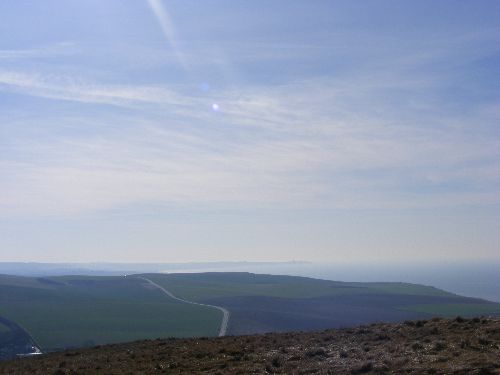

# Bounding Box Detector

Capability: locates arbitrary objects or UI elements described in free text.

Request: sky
[0,0,499,263]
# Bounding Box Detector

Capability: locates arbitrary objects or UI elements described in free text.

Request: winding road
[139,277,230,337]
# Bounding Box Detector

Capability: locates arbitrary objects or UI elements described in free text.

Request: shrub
[351,362,373,374]
[271,355,283,368]
[305,347,328,358]
[433,342,446,351]
[411,342,423,350]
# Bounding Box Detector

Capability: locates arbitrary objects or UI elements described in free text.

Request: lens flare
[147,0,186,69]
[212,103,220,111]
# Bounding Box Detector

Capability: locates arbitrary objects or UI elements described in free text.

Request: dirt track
[139,277,230,336]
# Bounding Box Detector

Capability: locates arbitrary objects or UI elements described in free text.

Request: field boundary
[138,277,230,337]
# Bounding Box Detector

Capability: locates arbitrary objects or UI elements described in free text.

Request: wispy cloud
[1,14,499,219]
[1,69,498,217]
[0,71,196,108]
[0,42,76,60]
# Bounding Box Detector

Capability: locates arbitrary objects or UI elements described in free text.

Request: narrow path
[139,277,230,337]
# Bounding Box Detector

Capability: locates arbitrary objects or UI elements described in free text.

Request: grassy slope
[401,303,500,316]
[145,272,453,300]
[146,272,500,334]
[1,272,500,352]
[144,272,355,300]
[145,272,455,300]
[0,275,220,350]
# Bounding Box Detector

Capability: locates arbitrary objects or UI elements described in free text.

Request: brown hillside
[1,317,499,375]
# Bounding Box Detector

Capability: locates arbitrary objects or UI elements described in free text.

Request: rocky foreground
[0,317,499,374]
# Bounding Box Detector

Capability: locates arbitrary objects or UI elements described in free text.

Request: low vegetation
[1,317,499,374]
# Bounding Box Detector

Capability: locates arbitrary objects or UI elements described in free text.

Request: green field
[144,273,500,335]
[144,273,455,301]
[145,272,350,300]
[1,272,500,352]
[0,275,220,350]
[400,303,500,316]
[355,282,452,297]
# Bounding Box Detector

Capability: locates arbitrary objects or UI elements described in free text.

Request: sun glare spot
[212,103,220,111]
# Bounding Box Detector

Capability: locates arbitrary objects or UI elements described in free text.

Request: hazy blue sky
[1,1,499,262]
